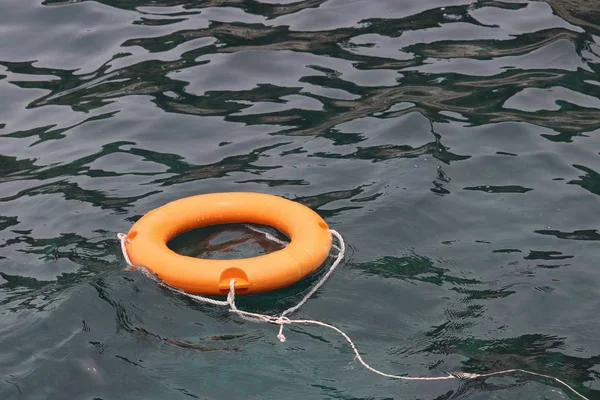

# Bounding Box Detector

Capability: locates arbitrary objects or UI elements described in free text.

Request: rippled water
[2,0,600,398]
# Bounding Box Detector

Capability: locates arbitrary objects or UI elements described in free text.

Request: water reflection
[7,0,598,141]
[168,223,287,259]
[353,254,480,286]
[2,0,600,399]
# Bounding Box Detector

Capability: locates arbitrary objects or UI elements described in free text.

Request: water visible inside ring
[168,224,289,260]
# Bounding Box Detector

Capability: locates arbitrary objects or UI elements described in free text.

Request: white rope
[242,223,341,252]
[117,233,133,266]
[117,228,590,400]
[242,223,289,247]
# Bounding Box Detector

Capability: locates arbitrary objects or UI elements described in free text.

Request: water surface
[2,0,600,399]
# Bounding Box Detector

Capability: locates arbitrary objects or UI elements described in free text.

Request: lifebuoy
[121,192,333,295]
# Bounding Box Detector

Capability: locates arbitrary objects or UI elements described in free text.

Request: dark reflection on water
[167,223,287,259]
[2,0,600,399]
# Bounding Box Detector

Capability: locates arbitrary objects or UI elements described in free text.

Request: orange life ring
[122,192,333,295]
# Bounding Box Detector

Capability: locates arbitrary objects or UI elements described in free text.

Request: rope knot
[277,331,287,343]
[274,316,291,325]
[274,316,292,342]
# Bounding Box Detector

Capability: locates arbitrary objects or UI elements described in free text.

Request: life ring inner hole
[167,223,289,261]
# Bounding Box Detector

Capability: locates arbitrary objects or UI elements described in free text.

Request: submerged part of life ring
[121,192,333,295]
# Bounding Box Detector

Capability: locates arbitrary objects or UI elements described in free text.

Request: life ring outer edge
[124,192,333,295]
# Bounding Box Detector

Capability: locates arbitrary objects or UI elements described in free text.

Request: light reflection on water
[1,0,600,399]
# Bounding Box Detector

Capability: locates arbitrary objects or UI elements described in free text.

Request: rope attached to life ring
[117,229,590,399]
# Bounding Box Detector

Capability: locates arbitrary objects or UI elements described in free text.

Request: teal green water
[2,1,600,399]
